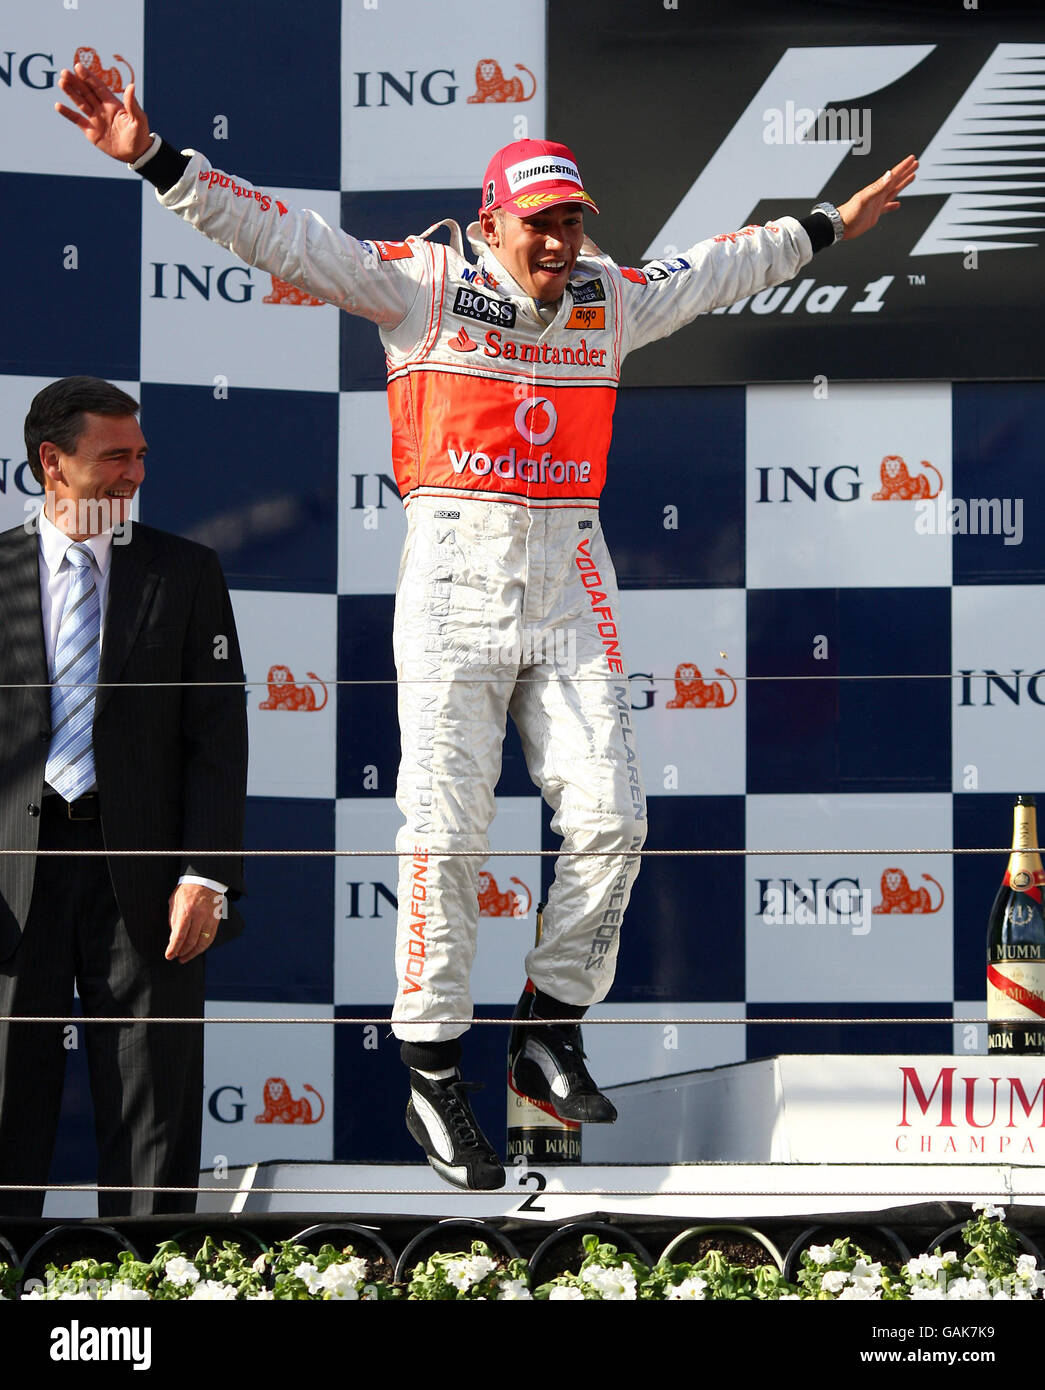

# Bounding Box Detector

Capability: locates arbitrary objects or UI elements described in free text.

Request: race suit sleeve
[618,214,816,356]
[152,150,425,330]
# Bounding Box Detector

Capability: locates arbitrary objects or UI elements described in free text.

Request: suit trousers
[0,798,205,1218]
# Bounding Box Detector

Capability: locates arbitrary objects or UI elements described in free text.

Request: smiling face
[480,203,585,302]
[40,411,147,537]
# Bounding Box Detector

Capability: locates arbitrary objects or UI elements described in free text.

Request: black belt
[44,792,100,821]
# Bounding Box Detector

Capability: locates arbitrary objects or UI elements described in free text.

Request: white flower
[319,1266,361,1301]
[909,1285,946,1301]
[251,1253,269,1274]
[852,1259,882,1285]
[946,1276,991,1301]
[444,1259,474,1292]
[318,1260,366,1299]
[188,1279,238,1301]
[100,1283,150,1301]
[293,1261,323,1294]
[666,1276,707,1300]
[838,1283,880,1300]
[822,1270,850,1294]
[549,1285,585,1300]
[163,1256,200,1288]
[970,1201,1005,1220]
[497,1279,532,1300]
[581,1263,637,1300]
[464,1255,498,1285]
[247,1290,275,1300]
[807,1244,836,1266]
[778,1293,802,1301]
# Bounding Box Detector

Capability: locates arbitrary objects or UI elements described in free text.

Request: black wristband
[799,211,835,254]
[137,139,190,194]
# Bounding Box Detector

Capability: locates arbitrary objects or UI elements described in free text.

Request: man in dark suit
[0,376,248,1218]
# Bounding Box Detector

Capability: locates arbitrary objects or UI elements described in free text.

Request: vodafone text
[402,846,429,996]
[448,446,590,486]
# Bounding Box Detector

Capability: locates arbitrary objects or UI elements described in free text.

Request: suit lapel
[0,526,51,726]
[96,526,159,717]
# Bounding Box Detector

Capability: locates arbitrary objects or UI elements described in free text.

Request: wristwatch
[811,201,845,244]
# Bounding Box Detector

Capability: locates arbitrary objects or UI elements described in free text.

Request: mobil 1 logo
[453,287,516,328]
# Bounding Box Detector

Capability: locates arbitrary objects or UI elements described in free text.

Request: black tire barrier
[394,1219,522,1284]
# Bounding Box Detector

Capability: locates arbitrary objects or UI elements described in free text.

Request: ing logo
[255,1077,325,1124]
[466,60,537,104]
[872,455,943,501]
[258,665,329,711]
[872,868,945,914]
[263,275,325,306]
[477,872,531,917]
[73,46,133,93]
[665,662,737,709]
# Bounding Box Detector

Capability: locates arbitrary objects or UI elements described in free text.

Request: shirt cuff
[178,874,228,895]
[799,211,836,254]
[136,137,191,193]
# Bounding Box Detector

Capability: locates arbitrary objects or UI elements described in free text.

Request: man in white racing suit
[57,62,916,1190]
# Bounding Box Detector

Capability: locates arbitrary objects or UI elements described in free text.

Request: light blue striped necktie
[45,542,101,802]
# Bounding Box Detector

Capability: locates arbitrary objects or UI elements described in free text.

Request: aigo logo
[514,395,557,447]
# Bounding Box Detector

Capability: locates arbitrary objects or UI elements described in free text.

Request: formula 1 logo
[644,43,1045,261]
[467,59,538,104]
[514,395,557,447]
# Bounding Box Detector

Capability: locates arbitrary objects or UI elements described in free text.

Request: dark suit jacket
[0,520,248,962]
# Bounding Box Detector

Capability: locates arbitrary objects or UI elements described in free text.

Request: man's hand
[55,62,152,164]
[837,155,918,240]
[166,883,224,964]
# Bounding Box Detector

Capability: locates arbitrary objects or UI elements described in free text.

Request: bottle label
[987,961,1045,1020]
[1004,868,1045,899]
[506,1085,580,1133]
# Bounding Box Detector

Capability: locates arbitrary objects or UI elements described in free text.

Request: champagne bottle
[987,794,1045,1055]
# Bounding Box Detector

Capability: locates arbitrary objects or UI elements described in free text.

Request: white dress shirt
[36,509,226,898]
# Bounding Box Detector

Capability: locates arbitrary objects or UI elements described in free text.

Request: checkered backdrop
[1,0,1042,1190]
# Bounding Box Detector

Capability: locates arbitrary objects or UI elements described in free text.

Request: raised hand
[837,155,919,240]
[55,62,152,163]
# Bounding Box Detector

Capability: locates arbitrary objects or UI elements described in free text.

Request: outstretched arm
[837,156,918,240]
[55,62,152,163]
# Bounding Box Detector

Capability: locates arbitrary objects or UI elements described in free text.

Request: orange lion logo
[666,663,738,709]
[477,871,532,917]
[255,1077,325,1124]
[872,868,944,914]
[263,275,325,306]
[871,455,943,501]
[73,46,134,93]
[258,665,328,711]
[467,59,537,103]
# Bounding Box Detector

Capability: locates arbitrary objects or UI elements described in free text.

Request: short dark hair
[24,376,140,486]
